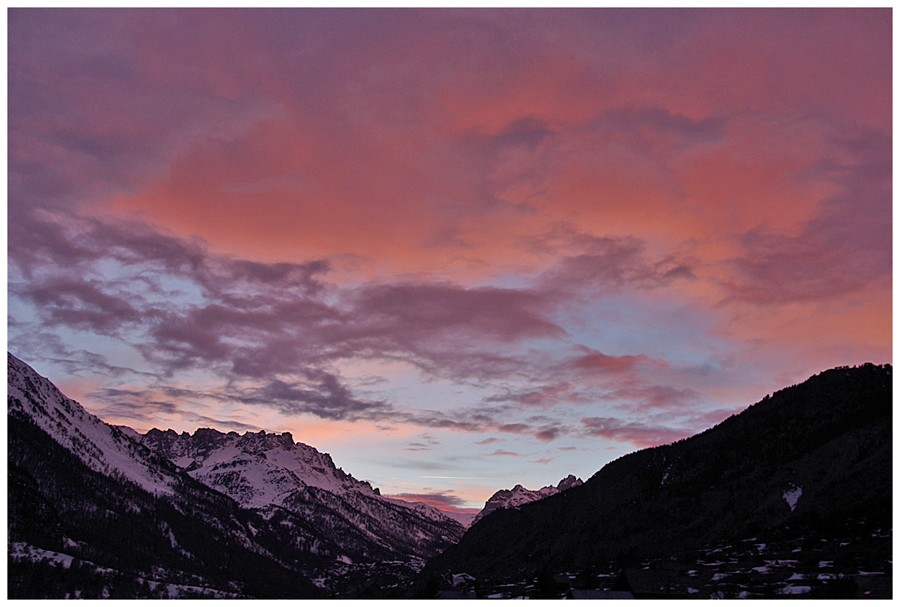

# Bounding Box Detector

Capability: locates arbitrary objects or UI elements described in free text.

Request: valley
[7,354,892,599]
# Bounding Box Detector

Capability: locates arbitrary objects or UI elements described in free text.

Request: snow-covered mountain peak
[141,426,382,508]
[141,424,465,558]
[472,474,584,525]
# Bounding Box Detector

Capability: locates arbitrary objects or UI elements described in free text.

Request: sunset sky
[7,8,891,520]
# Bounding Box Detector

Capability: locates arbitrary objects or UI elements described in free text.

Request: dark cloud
[8,210,96,277]
[10,209,327,305]
[86,378,392,428]
[406,434,441,451]
[386,490,481,523]
[687,407,741,430]
[91,387,154,400]
[593,107,724,147]
[105,407,262,434]
[20,341,160,381]
[92,217,208,274]
[92,398,179,421]
[496,423,530,434]
[524,224,697,296]
[17,276,142,333]
[545,239,696,292]
[405,442,433,452]
[494,116,556,149]
[568,348,654,374]
[9,212,388,423]
[603,383,700,412]
[184,414,261,433]
[389,411,483,433]
[422,225,473,249]
[488,449,520,457]
[534,427,561,442]
[484,382,584,409]
[146,308,235,370]
[387,491,471,509]
[230,376,392,421]
[475,437,502,445]
[348,282,565,345]
[400,350,537,384]
[724,130,890,305]
[10,203,692,388]
[11,211,572,394]
[581,416,691,447]
[380,459,458,472]
[8,206,707,438]
[380,408,570,444]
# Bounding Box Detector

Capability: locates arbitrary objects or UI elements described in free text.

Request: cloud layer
[8,8,891,505]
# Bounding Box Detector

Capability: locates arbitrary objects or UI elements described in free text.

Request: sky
[7,8,892,522]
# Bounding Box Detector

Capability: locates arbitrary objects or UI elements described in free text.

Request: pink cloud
[7,9,890,479]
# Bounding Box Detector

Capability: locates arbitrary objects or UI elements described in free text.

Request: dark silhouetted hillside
[420,363,891,590]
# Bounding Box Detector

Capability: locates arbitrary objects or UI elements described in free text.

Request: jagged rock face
[141,427,465,562]
[472,474,584,525]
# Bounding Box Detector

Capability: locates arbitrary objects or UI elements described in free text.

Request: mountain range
[7,353,892,599]
[7,353,462,598]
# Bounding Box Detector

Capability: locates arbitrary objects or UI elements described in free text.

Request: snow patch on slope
[783,484,802,512]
